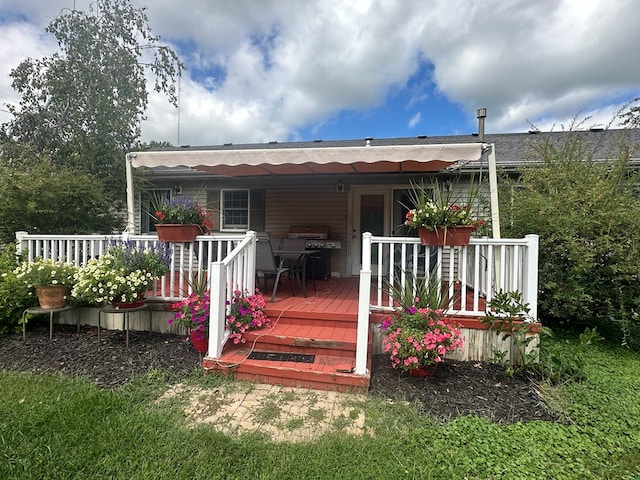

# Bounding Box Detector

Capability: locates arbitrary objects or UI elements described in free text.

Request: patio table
[273,249,320,298]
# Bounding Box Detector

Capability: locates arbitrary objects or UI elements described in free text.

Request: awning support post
[125,153,135,233]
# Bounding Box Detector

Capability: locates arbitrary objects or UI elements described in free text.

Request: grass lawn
[1,336,639,479]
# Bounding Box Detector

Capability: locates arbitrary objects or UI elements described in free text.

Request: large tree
[1,0,183,234]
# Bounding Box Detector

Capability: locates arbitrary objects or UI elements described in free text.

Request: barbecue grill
[287,225,341,279]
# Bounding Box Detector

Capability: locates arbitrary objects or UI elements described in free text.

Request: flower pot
[111,299,147,310]
[409,363,438,378]
[418,226,474,246]
[155,224,202,243]
[35,285,68,309]
[189,329,208,353]
[111,292,147,310]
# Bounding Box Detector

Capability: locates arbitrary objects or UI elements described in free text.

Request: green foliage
[0,158,123,243]
[2,336,640,479]
[0,244,34,333]
[483,290,544,376]
[386,273,453,311]
[71,241,171,305]
[403,177,486,231]
[500,129,640,345]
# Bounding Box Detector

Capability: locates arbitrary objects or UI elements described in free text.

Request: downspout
[125,153,135,233]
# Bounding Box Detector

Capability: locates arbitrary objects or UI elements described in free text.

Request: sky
[0,0,639,147]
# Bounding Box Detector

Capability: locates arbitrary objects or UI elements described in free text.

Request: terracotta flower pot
[155,224,202,243]
[409,363,438,378]
[35,285,68,309]
[418,226,474,246]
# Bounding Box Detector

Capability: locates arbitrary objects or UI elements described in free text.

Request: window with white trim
[221,189,249,230]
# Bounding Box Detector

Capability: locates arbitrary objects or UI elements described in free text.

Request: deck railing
[15,231,248,300]
[354,233,539,375]
[207,231,256,357]
[15,231,539,377]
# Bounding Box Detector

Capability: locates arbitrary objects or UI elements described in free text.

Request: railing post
[355,232,372,375]
[15,231,28,257]
[246,231,257,294]
[208,260,226,358]
[524,234,539,322]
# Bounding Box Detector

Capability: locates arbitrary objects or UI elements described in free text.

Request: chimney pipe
[476,108,487,142]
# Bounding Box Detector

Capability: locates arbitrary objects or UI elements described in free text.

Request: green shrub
[501,128,640,346]
[0,244,35,334]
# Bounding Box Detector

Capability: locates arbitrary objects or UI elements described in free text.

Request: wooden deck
[203,276,488,392]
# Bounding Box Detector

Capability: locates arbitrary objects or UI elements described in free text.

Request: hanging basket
[189,329,208,353]
[35,285,68,309]
[418,226,474,246]
[155,224,202,243]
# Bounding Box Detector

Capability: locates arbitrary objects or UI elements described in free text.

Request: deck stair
[203,303,371,393]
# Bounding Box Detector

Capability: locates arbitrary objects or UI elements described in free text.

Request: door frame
[349,187,394,276]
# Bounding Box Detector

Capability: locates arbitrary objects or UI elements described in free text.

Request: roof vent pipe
[476,108,487,143]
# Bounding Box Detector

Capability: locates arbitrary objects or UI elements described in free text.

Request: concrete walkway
[159,383,369,442]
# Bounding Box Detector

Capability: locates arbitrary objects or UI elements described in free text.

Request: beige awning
[129,143,484,176]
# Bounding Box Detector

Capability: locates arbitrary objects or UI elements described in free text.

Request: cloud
[1,0,640,145]
[408,112,421,129]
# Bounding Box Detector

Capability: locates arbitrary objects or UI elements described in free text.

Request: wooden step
[263,307,357,328]
[204,348,369,393]
[242,323,357,358]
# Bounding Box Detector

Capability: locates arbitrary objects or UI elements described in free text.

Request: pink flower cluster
[226,289,273,344]
[381,307,465,373]
[170,290,210,334]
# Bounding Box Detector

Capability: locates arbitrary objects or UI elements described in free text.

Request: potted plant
[170,289,210,353]
[226,289,273,344]
[14,258,79,309]
[152,195,214,242]
[380,305,465,376]
[403,179,485,246]
[71,241,171,308]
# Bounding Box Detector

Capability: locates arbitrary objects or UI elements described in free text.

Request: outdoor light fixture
[174,185,183,195]
[336,181,345,193]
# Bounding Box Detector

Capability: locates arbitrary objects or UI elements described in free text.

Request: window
[140,189,171,233]
[221,190,249,230]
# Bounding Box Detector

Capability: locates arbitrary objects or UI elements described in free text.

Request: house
[19,128,638,392]
[127,127,640,279]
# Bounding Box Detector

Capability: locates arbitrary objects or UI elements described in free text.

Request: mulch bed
[1,320,558,423]
[369,354,558,423]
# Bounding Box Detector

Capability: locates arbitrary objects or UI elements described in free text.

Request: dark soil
[1,320,558,424]
[369,354,558,423]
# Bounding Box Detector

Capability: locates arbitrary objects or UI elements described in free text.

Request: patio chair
[256,238,290,302]
[278,238,317,292]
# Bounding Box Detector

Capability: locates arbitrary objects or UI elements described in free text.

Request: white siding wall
[265,185,348,276]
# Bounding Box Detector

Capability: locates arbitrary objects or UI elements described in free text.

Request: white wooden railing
[15,230,248,301]
[354,233,539,375]
[207,231,256,357]
[15,231,538,376]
